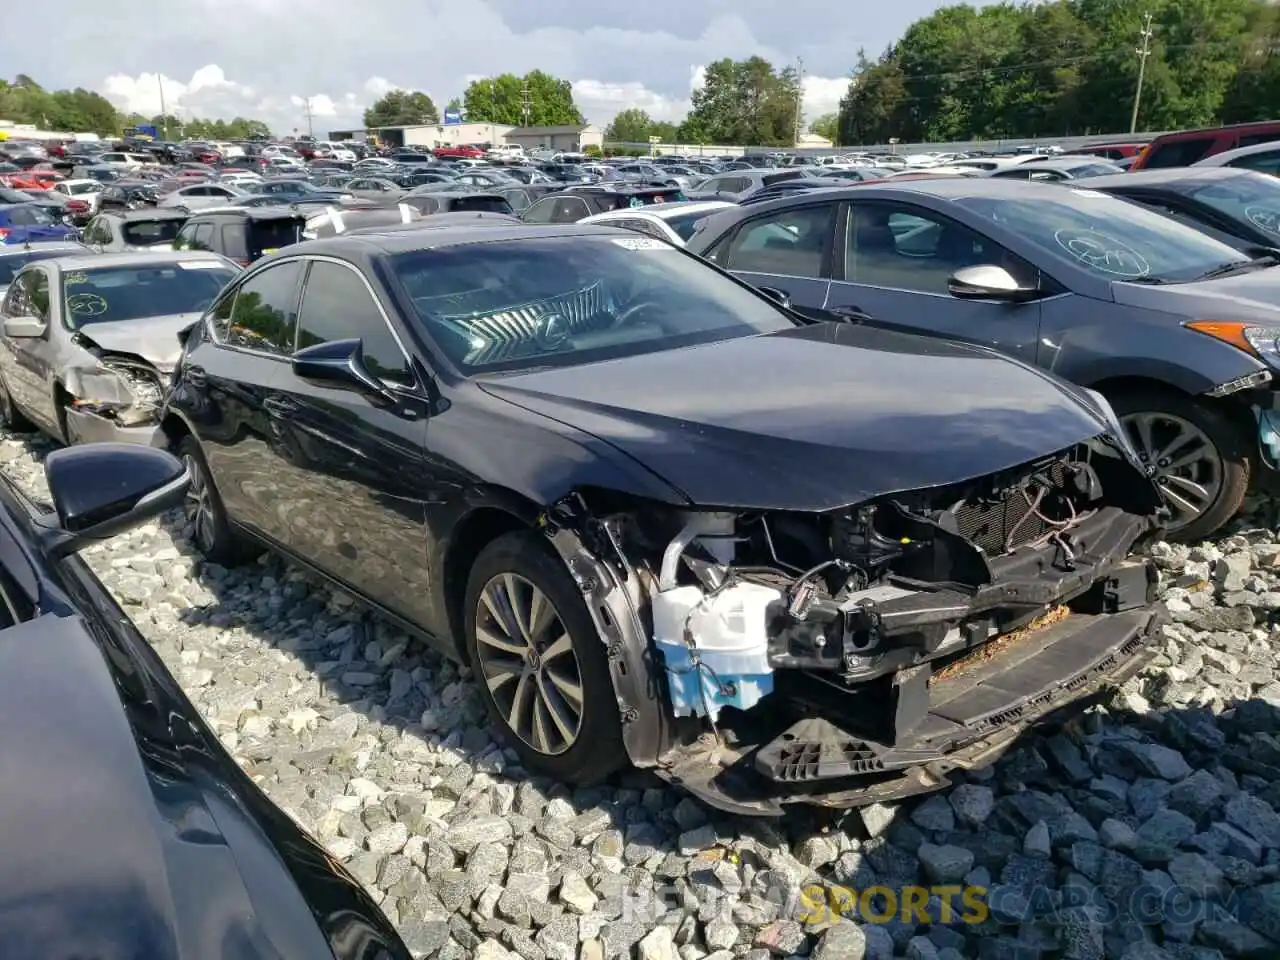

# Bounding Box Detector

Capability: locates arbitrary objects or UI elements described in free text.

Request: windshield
[954,190,1251,282]
[248,218,306,256]
[2,205,56,226]
[391,235,795,374]
[61,262,237,328]
[1186,172,1280,239]
[122,219,185,247]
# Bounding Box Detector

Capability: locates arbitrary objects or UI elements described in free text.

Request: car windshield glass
[61,262,237,328]
[122,219,185,246]
[663,210,716,241]
[954,190,1251,282]
[1186,173,1280,239]
[0,250,74,285]
[391,235,796,373]
[4,205,56,226]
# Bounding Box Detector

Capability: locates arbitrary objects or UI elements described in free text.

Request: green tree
[462,71,583,126]
[682,57,800,146]
[363,89,439,128]
[605,108,653,143]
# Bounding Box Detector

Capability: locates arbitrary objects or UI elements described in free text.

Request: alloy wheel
[1122,410,1224,531]
[182,452,216,552]
[475,573,585,756]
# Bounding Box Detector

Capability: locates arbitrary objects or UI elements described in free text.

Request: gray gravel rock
[13,429,1280,960]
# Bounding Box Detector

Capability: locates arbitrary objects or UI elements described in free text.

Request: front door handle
[830,305,874,323]
[264,396,299,416]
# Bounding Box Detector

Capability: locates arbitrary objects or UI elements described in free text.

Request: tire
[0,377,32,432]
[1107,386,1251,543]
[464,531,625,784]
[177,435,257,565]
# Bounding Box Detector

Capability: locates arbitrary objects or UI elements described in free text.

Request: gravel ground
[10,428,1280,960]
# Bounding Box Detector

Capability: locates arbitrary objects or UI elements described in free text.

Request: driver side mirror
[33,444,189,558]
[948,264,1039,302]
[3,317,47,339]
[292,338,398,404]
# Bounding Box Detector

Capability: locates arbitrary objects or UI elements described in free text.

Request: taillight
[0,229,9,242]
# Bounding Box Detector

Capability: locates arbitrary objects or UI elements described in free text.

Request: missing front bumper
[654,604,1163,816]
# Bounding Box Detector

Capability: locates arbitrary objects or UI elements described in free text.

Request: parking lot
[5,128,1280,960]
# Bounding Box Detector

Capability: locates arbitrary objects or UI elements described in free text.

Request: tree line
[838,0,1280,147]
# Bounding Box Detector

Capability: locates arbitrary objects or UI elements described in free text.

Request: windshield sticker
[1246,205,1280,235]
[67,292,109,317]
[63,272,88,285]
[1070,189,1107,199]
[261,247,280,255]
[1053,228,1150,278]
[177,260,228,269]
[611,236,671,250]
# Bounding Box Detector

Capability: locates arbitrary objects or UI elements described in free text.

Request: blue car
[0,203,78,245]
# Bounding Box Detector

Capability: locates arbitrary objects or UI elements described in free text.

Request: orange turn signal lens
[1186,320,1258,356]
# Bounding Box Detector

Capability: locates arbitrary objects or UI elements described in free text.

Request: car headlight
[1187,320,1280,368]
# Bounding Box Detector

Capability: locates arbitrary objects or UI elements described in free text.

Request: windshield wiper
[1191,254,1280,282]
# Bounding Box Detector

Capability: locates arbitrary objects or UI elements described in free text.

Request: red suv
[1131,120,1280,170]
[433,145,485,159]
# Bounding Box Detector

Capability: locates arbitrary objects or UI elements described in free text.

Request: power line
[1131,12,1155,134]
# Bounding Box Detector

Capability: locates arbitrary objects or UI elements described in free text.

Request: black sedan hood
[478,322,1116,512]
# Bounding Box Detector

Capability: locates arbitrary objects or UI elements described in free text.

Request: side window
[27,272,50,321]
[1237,132,1280,149]
[226,260,304,355]
[502,189,530,211]
[1145,137,1216,168]
[295,261,413,386]
[175,223,213,251]
[550,197,590,223]
[1231,150,1280,177]
[83,218,108,244]
[207,289,236,342]
[522,198,557,223]
[723,204,836,279]
[846,202,1037,295]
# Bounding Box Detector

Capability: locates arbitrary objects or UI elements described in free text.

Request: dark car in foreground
[685,179,1280,541]
[1086,167,1280,255]
[0,441,409,959]
[158,223,1164,813]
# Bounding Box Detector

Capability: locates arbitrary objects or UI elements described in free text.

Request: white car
[98,152,156,169]
[158,183,247,211]
[577,200,735,247]
[486,144,526,161]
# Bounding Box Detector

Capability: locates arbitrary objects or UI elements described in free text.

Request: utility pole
[521,77,532,127]
[1130,12,1154,135]
[157,73,168,140]
[304,97,315,138]
[793,56,805,148]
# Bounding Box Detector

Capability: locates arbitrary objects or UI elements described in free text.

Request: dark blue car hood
[478,322,1117,512]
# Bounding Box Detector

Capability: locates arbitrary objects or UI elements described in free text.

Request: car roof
[0,242,87,257]
[1021,157,1123,170]
[585,200,732,221]
[42,251,234,272]
[186,206,307,221]
[1193,140,1280,165]
[282,222,630,257]
[105,209,192,222]
[1083,167,1253,190]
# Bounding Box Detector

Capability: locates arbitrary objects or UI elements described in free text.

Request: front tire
[177,436,256,564]
[1109,387,1250,542]
[464,531,625,784]
[0,377,32,432]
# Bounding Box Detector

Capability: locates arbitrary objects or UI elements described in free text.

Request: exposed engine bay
[543,434,1166,815]
[62,334,167,431]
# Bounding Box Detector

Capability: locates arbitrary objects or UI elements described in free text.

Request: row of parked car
[2,118,1280,955]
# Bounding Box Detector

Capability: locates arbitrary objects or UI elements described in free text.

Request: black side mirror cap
[34,443,189,559]
[292,338,398,405]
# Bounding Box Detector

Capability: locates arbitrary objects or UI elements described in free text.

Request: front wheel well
[156,413,192,451]
[1087,375,1192,403]
[443,507,529,660]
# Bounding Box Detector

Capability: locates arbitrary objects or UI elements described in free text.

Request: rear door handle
[830,305,874,323]
[264,396,298,416]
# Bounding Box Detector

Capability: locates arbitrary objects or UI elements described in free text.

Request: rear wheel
[464,531,625,784]
[1108,387,1250,542]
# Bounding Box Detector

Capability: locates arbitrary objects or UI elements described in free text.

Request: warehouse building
[329,122,603,153]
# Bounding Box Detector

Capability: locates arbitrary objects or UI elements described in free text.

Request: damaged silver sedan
[0,251,239,445]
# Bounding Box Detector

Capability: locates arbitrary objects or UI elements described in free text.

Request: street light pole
[1130,12,1154,135]
[158,74,168,140]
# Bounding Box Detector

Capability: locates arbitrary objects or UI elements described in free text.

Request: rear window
[1145,137,1218,168]
[599,191,685,212]
[452,196,514,214]
[122,219,185,247]
[247,217,306,257]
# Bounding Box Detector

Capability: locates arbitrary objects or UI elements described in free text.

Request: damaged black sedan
[158,224,1167,814]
